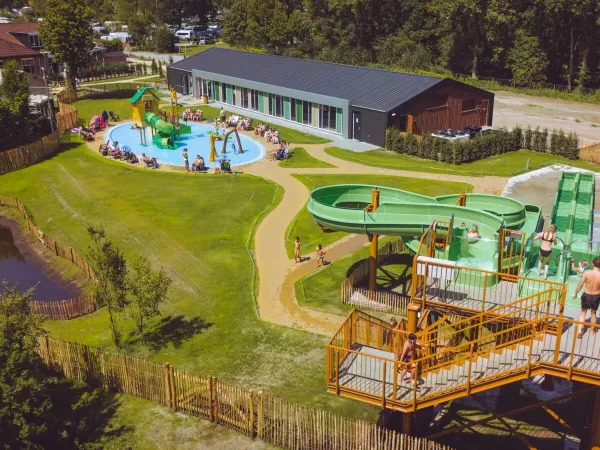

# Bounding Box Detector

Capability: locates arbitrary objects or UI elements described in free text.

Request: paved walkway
[245,139,508,335]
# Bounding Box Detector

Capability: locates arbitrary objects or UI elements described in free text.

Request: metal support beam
[368,188,380,292]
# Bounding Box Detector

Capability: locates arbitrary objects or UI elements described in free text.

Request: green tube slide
[144,112,176,149]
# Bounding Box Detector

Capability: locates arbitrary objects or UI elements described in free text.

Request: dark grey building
[167,48,494,147]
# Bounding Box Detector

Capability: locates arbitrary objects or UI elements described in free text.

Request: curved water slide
[307,185,536,239]
[144,112,176,149]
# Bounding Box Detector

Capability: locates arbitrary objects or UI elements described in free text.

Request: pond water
[0,224,73,301]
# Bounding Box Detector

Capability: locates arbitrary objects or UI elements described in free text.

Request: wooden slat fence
[56,102,78,133]
[341,239,410,317]
[0,131,61,175]
[0,195,97,319]
[579,141,600,165]
[37,336,454,450]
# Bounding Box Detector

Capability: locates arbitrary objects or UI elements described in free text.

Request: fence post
[257,391,263,440]
[209,376,215,422]
[70,247,74,263]
[164,362,172,409]
[248,390,255,437]
[54,241,59,256]
[169,365,177,411]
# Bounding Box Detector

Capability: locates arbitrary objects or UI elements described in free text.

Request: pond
[0,223,73,301]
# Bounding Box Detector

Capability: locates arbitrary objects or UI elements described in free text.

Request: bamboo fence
[0,195,96,319]
[341,239,410,317]
[579,141,600,165]
[56,102,78,133]
[38,336,454,450]
[0,131,62,175]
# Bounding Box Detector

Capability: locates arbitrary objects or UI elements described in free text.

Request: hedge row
[385,126,580,165]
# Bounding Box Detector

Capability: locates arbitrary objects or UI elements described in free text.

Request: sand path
[246,141,508,335]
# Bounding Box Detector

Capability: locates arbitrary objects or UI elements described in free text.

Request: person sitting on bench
[192,155,206,172]
[219,158,231,173]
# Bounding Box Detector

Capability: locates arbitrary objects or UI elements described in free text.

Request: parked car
[198,34,215,44]
[431,129,470,141]
[175,29,195,40]
[464,125,497,139]
[92,26,109,36]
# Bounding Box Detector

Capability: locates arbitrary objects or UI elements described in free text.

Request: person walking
[573,258,600,338]
[220,107,226,123]
[316,244,326,268]
[183,148,189,172]
[294,236,302,263]
[399,333,422,384]
[534,224,557,279]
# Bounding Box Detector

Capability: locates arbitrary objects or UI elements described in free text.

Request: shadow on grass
[348,253,414,295]
[128,314,212,351]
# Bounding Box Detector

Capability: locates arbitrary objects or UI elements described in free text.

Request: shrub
[103,38,123,52]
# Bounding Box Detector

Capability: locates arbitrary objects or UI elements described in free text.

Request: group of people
[181,109,204,123]
[182,148,207,173]
[254,123,280,144]
[293,237,327,268]
[270,141,290,161]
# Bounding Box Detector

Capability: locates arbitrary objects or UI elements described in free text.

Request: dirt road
[493,91,600,144]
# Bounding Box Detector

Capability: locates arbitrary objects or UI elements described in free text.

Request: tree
[128,12,154,50]
[153,25,174,53]
[158,60,164,77]
[507,30,549,86]
[39,0,94,87]
[87,226,128,347]
[103,38,124,52]
[150,59,158,74]
[0,59,30,120]
[221,0,249,46]
[0,283,53,448]
[128,256,171,336]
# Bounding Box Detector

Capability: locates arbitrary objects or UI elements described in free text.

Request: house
[167,48,495,147]
[0,23,50,78]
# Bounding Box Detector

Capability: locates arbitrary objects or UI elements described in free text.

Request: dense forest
[4,0,599,90]
[221,0,600,90]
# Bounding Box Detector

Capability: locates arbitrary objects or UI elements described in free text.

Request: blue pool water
[105,123,266,168]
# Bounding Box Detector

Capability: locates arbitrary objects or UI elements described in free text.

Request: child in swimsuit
[534,224,557,279]
[316,244,326,267]
[399,333,422,384]
[294,237,301,263]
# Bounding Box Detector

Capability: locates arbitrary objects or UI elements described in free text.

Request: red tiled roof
[0,37,39,58]
[0,22,39,47]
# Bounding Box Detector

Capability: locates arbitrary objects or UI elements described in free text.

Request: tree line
[221,0,599,91]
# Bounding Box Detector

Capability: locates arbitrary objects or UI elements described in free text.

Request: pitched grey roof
[169,48,446,112]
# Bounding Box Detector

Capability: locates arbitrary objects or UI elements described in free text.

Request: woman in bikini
[534,224,557,279]
[399,333,421,384]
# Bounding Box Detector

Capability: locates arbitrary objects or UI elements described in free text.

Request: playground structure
[308,175,600,446]
[130,87,191,150]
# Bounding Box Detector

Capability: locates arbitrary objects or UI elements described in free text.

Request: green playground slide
[308,185,539,238]
[144,112,176,149]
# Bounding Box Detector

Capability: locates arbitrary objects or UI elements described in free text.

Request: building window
[330,107,337,131]
[28,34,41,48]
[250,89,259,111]
[221,83,226,102]
[461,98,477,112]
[242,88,249,108]
[318,104,337,131]
[232,85,236,104]
[275,95,283,117]
[291,99,296,121]
[268,93,273,115]
[302,101,311,125]
[428,94,448,110]
[21,58,34,74]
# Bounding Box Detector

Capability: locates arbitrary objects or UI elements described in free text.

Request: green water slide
[144,112,176,149]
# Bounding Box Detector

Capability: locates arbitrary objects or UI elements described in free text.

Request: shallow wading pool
[106,122,266,168]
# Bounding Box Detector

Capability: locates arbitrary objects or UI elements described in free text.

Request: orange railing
[411,256,566,315]
[327,309,600,412]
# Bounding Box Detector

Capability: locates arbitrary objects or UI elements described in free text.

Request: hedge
[385,125,580,164]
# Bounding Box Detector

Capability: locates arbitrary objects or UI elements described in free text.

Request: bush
[103,38,123,52]
[383,125,580,165]
[153,26,175,53]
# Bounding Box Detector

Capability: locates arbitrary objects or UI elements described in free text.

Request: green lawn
[73,98,135,124]
[296,236,414,316]
[278,147,336,168]
[0,144,380,421]
[285,174,473,258]
[176,43,232,56]
[325,147,600,177]
[80,75,162,87]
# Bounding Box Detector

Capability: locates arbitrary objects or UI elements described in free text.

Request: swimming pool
[105,122,266,168]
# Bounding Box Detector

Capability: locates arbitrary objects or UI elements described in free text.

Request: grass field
[80,75,162,87]
[0,143,380,425]
[176,43,232,56]
[278,147,336,168]
[285,174,473,258]
[325,148,600,176]
[295,236,413,316]
[74,98,135,124]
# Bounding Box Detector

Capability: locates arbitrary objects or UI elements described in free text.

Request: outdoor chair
[99,140,110,153]
[109,111,120,121]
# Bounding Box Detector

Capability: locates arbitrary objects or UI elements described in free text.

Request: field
[325,148,600,177]
[0,143,380,425]
[285,174,473,258]
[278,147,335,168]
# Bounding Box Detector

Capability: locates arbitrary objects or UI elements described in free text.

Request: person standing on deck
[573,258,600,338]
[534,224,557,279]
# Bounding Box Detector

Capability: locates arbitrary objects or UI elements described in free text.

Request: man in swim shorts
[573,257,600,337]
[399,333,422,384]
[534,224,557,279]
